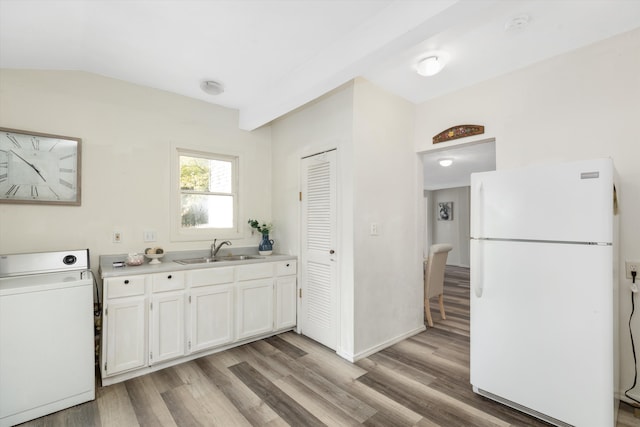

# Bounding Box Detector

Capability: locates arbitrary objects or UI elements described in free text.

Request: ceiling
[2,0,639,132]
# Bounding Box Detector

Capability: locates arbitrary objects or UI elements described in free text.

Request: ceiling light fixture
[200,80,224,96]
[416,56,445,77]
[439,158,453,167]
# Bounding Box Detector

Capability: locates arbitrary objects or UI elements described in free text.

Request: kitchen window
[171,148,240,241]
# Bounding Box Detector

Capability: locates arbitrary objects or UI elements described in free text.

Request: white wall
[415,28,640,402]
[431,186,470,267]
[0,70,272,272]
[351,78,423,357]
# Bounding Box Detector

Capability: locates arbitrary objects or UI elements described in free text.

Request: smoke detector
[504,14,531,32]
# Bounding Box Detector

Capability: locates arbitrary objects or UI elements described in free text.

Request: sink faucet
[211,239,232,257]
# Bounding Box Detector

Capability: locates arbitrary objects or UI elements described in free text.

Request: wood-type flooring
[18,266,639,426]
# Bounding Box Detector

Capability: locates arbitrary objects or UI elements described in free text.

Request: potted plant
[248,219,274,255]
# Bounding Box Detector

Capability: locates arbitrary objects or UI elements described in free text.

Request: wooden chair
[424,243,453,327]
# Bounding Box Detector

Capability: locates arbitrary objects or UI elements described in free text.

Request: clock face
[0,128,81,205]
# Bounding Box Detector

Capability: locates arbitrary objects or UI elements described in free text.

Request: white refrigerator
[470,158,619,427]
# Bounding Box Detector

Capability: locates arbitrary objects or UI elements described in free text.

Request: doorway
[421,139,496,264]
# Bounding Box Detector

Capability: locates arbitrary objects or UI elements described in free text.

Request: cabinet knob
[124,280,130,284]
[286,263,290,267]
[167,275,172,279]
[329,249,335,254]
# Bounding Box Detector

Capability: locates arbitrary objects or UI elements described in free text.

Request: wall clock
[0,127,82,206]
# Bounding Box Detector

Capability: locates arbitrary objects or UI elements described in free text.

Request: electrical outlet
[112,231,122,243]
[625,261,640,280]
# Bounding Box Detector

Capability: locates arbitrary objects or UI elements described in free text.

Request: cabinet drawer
[190,267,235,287]
[105,276,146,299]
[276,260,297,276]
[151,271,185,292]
[236,263,274,281]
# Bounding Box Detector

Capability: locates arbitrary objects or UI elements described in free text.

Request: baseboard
[338,325,427,363]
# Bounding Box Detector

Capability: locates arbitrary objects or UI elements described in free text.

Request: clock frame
[0,127,82,206]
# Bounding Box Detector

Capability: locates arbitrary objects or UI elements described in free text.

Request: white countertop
[99,250,296,278]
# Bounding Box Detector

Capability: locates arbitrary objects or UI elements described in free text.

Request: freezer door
[470,240,615,427]
[470,158,614,243]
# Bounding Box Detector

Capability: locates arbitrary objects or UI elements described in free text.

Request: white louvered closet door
[300,150,337,350]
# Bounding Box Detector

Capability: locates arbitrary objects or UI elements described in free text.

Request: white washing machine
[0,249,95,427]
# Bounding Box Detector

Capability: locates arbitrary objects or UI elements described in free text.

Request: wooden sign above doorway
[433,124,484,144]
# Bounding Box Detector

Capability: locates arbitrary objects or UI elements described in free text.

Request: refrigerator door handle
[471,245,484,298]
[474,180,484,238]
[472,181,485,297]
[473,241,484,298]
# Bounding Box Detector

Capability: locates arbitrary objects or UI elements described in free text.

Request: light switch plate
[143,230,157,242]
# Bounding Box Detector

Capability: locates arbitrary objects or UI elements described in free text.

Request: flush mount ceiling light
[416,56,445,77]
[439,158,453,167]
[200,80,224,95]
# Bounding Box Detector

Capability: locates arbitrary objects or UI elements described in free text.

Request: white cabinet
[188,267,235,353]
[102,276,147,376]
[150,292,185,364]
[235,263,279,340]
[236,278,274,340]
[276,275,297,329]
[275,261,297,330]
[149,272,185,365]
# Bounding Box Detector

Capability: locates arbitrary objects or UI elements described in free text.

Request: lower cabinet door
[105,297,147,376]
[236,279,274,340]
[150,292,185,365]
[189,284,234,353]
[275,276,297,329]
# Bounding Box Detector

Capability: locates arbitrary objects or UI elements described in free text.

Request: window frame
[170,146,242,242]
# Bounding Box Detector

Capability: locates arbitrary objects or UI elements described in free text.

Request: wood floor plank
[227,343,289,383]
[229,361,325,427]
[343,380,424,426]
[357,359,510,427]
[150,365,185,394]
[296,347,368,384]
[358,353,438,388]
[124,375,178,427]
[195,356,282,426]
[263,341,377,422]
[264,334,308,359]
[186,375,252,426]
[275,374,363,426]
[160,386,206,427]
[95,381,139,427]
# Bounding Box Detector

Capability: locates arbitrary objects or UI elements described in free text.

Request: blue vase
[259,233,274,254]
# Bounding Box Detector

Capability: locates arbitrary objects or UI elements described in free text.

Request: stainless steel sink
[174,257,218,265]
[216,255,265,261]
[174,255,265,265]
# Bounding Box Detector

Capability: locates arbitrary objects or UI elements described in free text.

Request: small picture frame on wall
[438,202,453,221]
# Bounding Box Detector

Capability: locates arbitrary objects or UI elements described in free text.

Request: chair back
[424,244,453,300]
